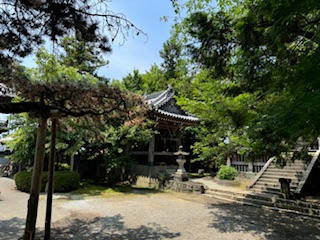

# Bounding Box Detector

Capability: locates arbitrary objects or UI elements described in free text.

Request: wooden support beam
[44,118,57,240]
[23,116,47,240]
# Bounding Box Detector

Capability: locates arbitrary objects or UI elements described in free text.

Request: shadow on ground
[38,214,180,240]
[0,217,25,240]
[208,202,320,240]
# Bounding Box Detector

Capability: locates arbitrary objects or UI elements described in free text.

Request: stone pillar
[279,178,291,199]
[226,155,231,167]
[174,146,189,181]
[175,158,188,181]
[247,162,253,172]
[148,134,155,166]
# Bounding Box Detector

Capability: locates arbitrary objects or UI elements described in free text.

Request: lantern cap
[173,145,190,156]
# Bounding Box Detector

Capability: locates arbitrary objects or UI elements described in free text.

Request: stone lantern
[173,145,189,181]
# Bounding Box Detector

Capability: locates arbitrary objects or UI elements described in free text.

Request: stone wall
[134,175,160,189]
[129,164,177,178]
[168,180,205,194]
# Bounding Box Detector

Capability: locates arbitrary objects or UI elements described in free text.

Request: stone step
[253,182,298,188]
[259,176,299,185]
[260,174,303,179]
[251,184,298,193]
[268,166,306,170]
[206,188,275,203]
[251,185,280,192]
[205,188,320,218]
[251,188,282,196]
[256,179,299,186]
[264,168,305,173]
[261,173,304,179]
[269,162,306,166]
[270,160,306,166]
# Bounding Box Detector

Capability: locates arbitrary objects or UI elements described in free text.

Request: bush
[54,171,80,192]
[57,163,70,171]
[217,165,238,180]
[14,170,80,193]
[14,171,47,192]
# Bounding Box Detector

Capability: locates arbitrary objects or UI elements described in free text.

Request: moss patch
[71,182,162,198]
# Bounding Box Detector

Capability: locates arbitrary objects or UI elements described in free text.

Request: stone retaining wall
[168,180,205,194]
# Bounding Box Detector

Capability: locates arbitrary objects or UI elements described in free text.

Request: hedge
[217,165,238,180]
[14,171,80,193]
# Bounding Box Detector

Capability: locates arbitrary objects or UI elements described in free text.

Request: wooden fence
[230,154,270,173]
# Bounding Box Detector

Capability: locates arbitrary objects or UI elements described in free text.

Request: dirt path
[1,177,320,240]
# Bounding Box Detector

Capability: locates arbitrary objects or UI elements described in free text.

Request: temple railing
[230,154,270,173]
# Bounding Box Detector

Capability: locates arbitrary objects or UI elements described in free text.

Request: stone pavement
[191,176,251,193]
[1,176,320,240]
[0,177,69,239]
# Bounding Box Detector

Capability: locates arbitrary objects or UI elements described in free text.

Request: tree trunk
[70,153,75,171]
[44,118,57,240]
[23,117,47,240]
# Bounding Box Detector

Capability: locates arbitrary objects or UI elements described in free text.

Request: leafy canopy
[171,0,320,164]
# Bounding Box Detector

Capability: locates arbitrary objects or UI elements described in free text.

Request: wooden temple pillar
[148,133,155,166]
[176,128,182,149]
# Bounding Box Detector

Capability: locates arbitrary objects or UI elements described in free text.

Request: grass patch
[189,172,212,178]
[71,182,162,197]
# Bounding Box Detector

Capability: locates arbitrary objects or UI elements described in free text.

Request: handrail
[247,156,276,189]
[294,149,320,195]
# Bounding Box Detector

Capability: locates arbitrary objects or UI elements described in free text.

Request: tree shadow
[0,217,25,240]
[207,202,320,240]
[38,214,180,240]
[0,215,180,240]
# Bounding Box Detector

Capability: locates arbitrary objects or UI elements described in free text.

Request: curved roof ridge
[155,109,199,122]
[146,85,173,107]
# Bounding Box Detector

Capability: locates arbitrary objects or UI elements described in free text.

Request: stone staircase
[204,188,320,218]
[199,151,320,218]
[249,159,307,195]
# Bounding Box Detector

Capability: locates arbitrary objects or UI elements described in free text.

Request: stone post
[247,162,253,172]
[173,146,189,181]
[226,155,231,167]
[279,178,291,199]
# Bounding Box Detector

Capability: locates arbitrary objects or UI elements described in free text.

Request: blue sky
[3,1,176,121]
[23,0,176,81]
[103,0,176,80]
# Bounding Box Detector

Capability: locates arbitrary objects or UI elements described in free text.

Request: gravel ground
[1,177,320,240]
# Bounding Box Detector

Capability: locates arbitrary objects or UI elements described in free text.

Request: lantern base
[174,170,189,182]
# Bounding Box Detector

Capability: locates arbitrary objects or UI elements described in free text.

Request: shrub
[57,163,70,171]
[54,171,80,192]
[14,171,47,192]
[14,170,80,193]
[217,165,238,180]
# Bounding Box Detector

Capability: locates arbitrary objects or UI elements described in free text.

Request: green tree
[1,48,146,240]
[0,0,145,90]
[5,114,37,164]
[122,69,144,93]
[141,64,168,93]
[59,36,109,75]
[6,46,148,164]
[160,37,183,80]
[172,0,320,165]
[0,2,147,239]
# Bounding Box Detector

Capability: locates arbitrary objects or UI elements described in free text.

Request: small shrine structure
[130,86,199,173]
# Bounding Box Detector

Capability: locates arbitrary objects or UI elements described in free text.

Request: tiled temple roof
[145,86,199,124]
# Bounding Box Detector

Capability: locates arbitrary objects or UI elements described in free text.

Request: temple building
[130,86,199,168]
